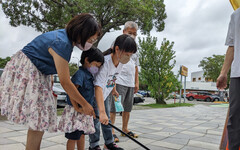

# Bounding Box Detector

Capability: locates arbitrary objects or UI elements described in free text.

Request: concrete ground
[0,98,228,150]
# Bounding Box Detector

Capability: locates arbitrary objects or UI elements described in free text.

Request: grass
[57,108,64,116]
[142,103,194,108]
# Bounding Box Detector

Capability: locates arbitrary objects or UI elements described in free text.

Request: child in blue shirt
[58,47,104,150]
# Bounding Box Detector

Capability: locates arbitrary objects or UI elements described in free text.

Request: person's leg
[101,95,114,145]
[121,87,137,137]
[77,135,85,150]
[67,140,76,150]
[66,130,84,150]
[110,112,116,134]
[109,94,117,135]
[89,101,101,148]
[227,78,240,150]
[26,129,44,150]
[122,111,130,133]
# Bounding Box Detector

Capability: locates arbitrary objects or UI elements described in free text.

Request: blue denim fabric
[89,95,114,148]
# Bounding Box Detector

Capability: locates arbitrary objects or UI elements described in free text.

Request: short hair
[123,21,138,30]
[80,47,104,66]
[66,13,102,48]
[113,34,137,54]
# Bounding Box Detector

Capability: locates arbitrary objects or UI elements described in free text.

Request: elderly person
[110,21,139,142]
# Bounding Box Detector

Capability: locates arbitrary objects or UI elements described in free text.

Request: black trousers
[228,78,240,150]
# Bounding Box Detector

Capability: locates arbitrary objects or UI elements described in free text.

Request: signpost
[179,65,188,103]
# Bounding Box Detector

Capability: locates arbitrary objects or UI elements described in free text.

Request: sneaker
[105,143,124,150]
[89,145,101,150]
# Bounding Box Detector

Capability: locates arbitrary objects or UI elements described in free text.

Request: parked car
[137,90,151,97]
[186,91,220,102]
[133,93,145,104]
[52,75,67,107]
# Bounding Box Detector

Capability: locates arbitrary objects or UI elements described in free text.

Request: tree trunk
[156,98,166,104]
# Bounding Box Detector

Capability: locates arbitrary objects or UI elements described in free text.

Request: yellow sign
[230,0,240,10]
[180,65,188,77]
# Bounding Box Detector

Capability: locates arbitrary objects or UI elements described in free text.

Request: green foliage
[139,36,180,104]
[68,63,78,76]
[1,0,167,45]
[0,57,11,68]
[198,55,230,84]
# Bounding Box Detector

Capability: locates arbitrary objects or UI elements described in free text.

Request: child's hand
[82,103,96,119]
[76,107,84,113]
[112,90,119,98]
[99,113,109,125]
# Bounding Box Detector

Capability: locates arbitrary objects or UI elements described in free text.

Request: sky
[0,0,234,79]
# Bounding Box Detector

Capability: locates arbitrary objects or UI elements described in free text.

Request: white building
[191,71,212,82]
[183,71,218,93]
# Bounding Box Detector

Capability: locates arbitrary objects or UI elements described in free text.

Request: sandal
[121,131,138,138]
[113,134,119,143]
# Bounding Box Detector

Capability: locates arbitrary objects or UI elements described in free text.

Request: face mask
[76,42,93,51]
[126,33,136,40]
[87,66,99,75]
[129,34,136,40]
[118,52,131,64]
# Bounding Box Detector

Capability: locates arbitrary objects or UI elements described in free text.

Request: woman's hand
[99,112,109,125]
[82,103,96,119]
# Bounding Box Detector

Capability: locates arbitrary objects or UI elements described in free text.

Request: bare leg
[67,140,76,150]
[110,112,116,134]
[77,135,85,150]
[26,129,44,150]
[122,111,130,133]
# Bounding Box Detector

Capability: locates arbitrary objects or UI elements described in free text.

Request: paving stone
[0,143,25,149]
[0,131,25,138]
[0,137,19,145]
[41,144,66,150]
[181,146,209,150]
[161,137,189,145]
[151,141,184,149]
[8,135,27,143]
[188,140,219,150]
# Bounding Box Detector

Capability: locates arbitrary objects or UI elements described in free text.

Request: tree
[69,63,78,76]
[198,55,230,84]
[139,36,180,104]
[1,0,167,46]
[0,57,11,68]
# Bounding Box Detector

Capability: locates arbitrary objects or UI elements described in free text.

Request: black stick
[96,116,150,150]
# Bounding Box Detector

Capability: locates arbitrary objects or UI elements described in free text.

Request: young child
[89,34,137,150]
[58,47,104,150]
[0,13,101,150]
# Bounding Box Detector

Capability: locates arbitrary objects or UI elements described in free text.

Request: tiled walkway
[0,103,227,150]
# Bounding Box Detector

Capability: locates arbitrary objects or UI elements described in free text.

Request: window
[198,77,201,81]
[193,78,196,82]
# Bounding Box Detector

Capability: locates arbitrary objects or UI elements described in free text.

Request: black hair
[113,34,137,54]
[80,47,104,66]
[66,13,102,47]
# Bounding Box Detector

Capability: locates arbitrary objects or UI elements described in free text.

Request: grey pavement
[0,98,228,150]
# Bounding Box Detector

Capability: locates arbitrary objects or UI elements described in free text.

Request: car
[137,90,151,97]
[186,91,220,102]
[52,75,67,107]
[133,93,145,104]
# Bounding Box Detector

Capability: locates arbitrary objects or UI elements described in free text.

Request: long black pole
[96,116,150,150]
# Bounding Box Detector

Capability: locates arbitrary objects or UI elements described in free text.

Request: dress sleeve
[49,39,73,62]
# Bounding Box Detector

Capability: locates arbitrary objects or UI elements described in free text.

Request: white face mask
[76,42,93,51]
[129,34,136,40]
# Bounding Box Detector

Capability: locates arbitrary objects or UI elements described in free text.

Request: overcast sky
[0,0,234,79]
